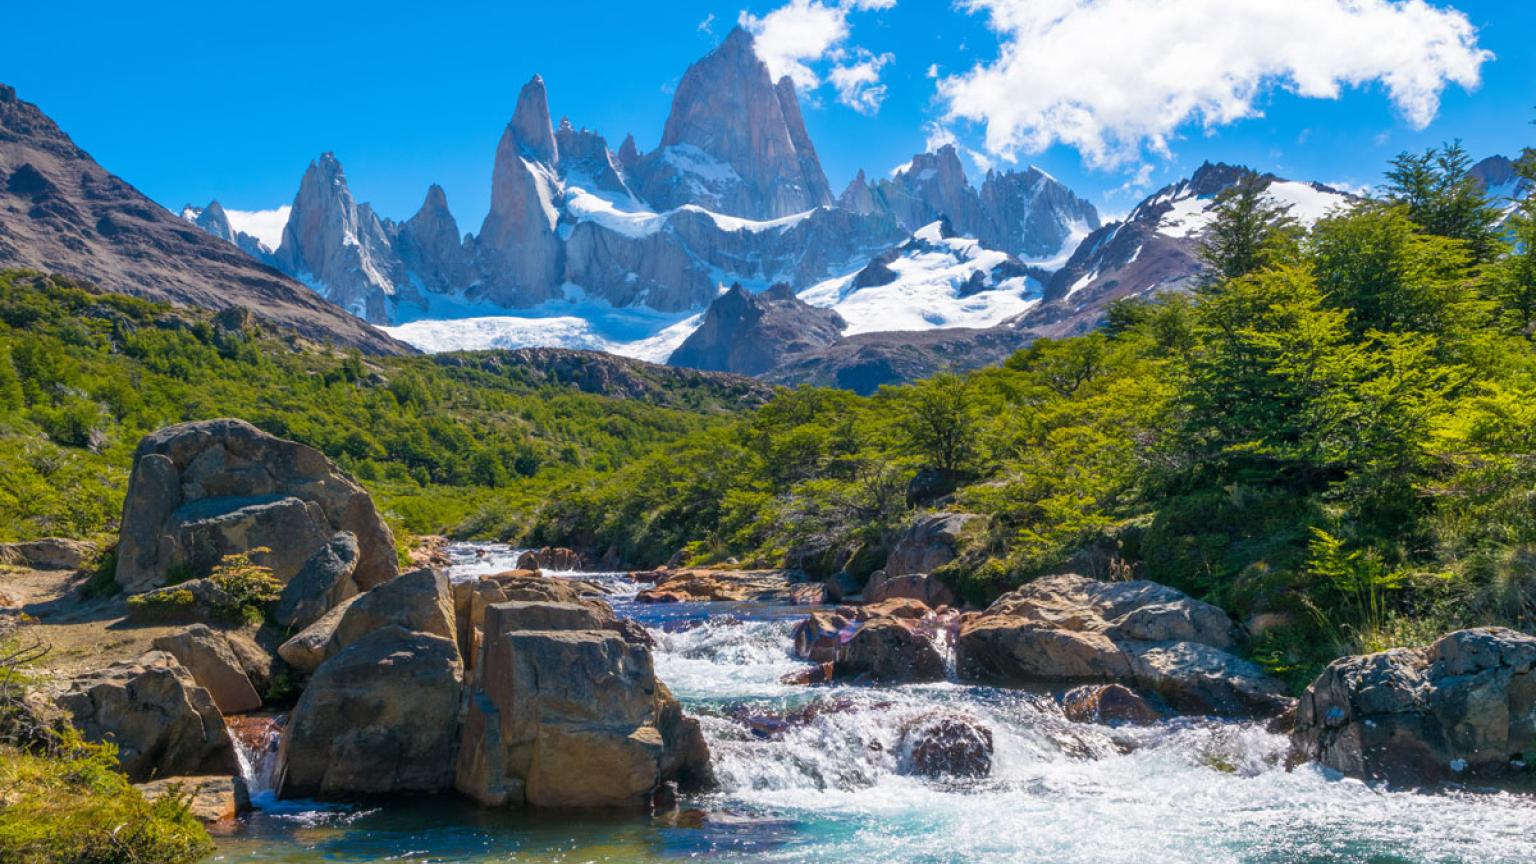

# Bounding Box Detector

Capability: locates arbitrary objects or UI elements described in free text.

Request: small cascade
[227,714,284,804]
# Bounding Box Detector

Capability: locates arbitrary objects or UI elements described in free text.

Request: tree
[1383,141,1504,263]
[1197,173,1299,282]
[1490,138,1536,334]
[895,371,978,473]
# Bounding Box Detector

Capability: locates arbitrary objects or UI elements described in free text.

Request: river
[205,543,1536,863]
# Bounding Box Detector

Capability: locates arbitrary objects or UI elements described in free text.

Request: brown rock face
[59,652,238,782]
[885,513,980,577]
[114,419,397,594]
[897,712,994,778]
[668,283,845,376]
[834,618,946,684]
[277,626,464,799]
[151,625,263,715]
[0,85,404,354]
[134,775,249,823]
[636,27,832,219]
[0,537,97,571]
[864,571,957,609]
[514,547,585,571]
[1291,627,1536,786]
[280,567,458,674]
[1060,683,1163,727]
[396,184,473,297]
[956,574,1286,717]
[635,569,793,603]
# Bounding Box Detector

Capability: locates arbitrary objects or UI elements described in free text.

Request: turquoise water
[206,546,1536,863]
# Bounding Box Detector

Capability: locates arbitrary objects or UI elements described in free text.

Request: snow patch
[223,205,291,252]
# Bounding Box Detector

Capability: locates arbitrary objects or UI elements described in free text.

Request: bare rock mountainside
[0,85,404,354]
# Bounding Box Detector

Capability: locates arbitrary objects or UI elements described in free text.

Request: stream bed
[205,543,1536,863]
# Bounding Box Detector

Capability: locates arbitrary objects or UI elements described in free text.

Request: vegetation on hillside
[532,140,1536,685]
[0,273,752,543]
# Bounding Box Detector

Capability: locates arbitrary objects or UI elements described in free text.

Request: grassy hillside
[532,142,1536,686]
[0,271,758,544]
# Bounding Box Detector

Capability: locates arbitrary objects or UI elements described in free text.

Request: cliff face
[669,282,846,376]
[0,84,405,354]
[476,75,564,308]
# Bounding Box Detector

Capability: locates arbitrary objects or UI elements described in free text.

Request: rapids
[207,543,1536,863]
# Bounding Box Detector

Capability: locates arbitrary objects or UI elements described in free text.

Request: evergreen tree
[1384,141,1504,262]
[1197,173,1299,282]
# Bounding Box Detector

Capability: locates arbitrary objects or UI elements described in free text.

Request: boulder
[897,712,994,778]
[834,618,946,684]
[278,568,456,674]
[823,571,863,603]
[271,531,360,630]
[885,513,979,576]
[789,582,828,605]
[0,537,97,571]
[134,775,248,823]
[956,574,1283,717]
[455,611,711,808]
[1291,627,1536,785]
[635,569,793,603]
[458,572,635,677]
[1060,683,1163,727]
[792,611,851,663]
[115,419,397,594]
[855,598,932,621]
[864,570,957,608]
[514,547,585,571]
[151,625,262,714]
[276,627,463,799]
[58,652,238,782]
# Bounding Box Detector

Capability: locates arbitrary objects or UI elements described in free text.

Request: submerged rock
[1291,627,1536,785]
[1060,683,1163,727]
[834,618,946,684]
[956,574,1285,717]
[897,712,994,778]
[115,419,397,593]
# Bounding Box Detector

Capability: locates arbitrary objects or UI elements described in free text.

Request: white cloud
[831,50,894,114]
[925,63,941,79]
[939,0,1492,168]
[698,12,716,34]
[740,0,896,112]
[224,205,291,252]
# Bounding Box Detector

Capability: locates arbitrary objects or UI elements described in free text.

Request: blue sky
[5,0,1532,230]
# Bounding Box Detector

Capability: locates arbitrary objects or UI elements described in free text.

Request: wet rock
[780,662,836,686]
[151,625,262,714]
[1060,684,1163,727]
[957,574,1283,717]
[792,611,851,663]
[864,570,957,608]
[276,627,463,799]
[898,712,994,778]
[271,531,360,630]
[885,513,979,576]
[790,582,828,605]
[59,651,238,782]
[635,569,793,604]
[115,419,397,593]
[134,775,248,823]
[823,571,863,603]
[835,618,946,684]
[407,534,452,569]
[515,547,585,571]
[1291,627,1536,785]
[0,537,97,570]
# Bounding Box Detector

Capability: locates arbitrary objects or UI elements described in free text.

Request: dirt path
[1,565,182,678]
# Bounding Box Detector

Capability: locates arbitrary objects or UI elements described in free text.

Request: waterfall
[227,714,284,804]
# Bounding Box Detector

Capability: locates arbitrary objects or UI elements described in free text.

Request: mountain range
[1,27,1528,392]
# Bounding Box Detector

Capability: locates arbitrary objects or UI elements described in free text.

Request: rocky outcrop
[635,27,832,219]
[669,283,845,376]
[151,625,263,714]
[956,574,1286,716]
[477,75,564,308]
[59,652,238,782]
[1291,627,1536,785]
[276,626,464,799]
[134,775,248,823]
[877,146,983,236]
[395,184,473,297]
[835,617,947,684]
[514,547,584,572]
[885,513,979,576]
[863,570,957,609]
[114,419,397,594]
[978,167,1100,260]
[0,85,404,354]
[455,598,710,808]
[0,537,96,571]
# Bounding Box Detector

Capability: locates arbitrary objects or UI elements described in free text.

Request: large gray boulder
[885,513,980,577]
[1292,627,1536,785]
[58,652,238,782]
[956,574,1285,717]
[455,601,711,808]
[115,419,397,594]
[271,531,360,630]
[0,537,97,571]
[276,626,463,799]
[278,568,456,673]
[151,625,262,714]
